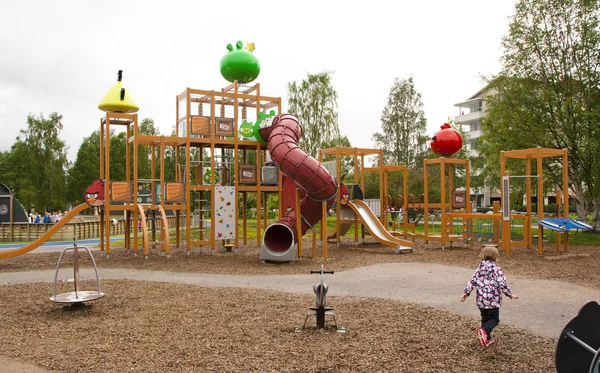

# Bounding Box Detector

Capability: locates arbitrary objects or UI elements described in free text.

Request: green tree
[66,131,100,203]
[6,113,69,212]
[137,118,161,179]
[478,0,600,227]
[372,77,429,169]
[109,131,127,182]
[0,149,20,196]
[287,71,340,158]
[321,135,353,182]
[162,126,177,183]
[66,129,133,203]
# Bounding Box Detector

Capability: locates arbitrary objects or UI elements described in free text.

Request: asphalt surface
[1,262,597,339]
[0,238,118,253]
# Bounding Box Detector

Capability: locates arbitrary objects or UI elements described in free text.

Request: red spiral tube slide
[258,114,338,253]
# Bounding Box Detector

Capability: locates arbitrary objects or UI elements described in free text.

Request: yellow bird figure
[245,42,255,53]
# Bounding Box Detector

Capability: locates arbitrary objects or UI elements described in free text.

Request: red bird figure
[84,180,105,206]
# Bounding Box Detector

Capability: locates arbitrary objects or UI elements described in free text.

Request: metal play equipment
[555,301,600,373]
[50,238,104,305]
[297,265,344,333]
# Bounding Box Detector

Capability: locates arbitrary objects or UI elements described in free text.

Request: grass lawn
[107,216,600,247]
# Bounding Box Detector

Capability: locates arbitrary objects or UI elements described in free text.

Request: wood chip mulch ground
[0,238,596,372]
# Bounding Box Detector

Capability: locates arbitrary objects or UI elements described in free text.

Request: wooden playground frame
[98,81,283,257]
[94,73,571,260]
[499,147,569,256]
[318,147,384,245]
[317,146,571,257]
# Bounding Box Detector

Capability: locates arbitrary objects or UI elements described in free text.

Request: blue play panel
[538,218,593,233]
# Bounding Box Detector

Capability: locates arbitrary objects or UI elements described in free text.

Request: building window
[470,123,480,131]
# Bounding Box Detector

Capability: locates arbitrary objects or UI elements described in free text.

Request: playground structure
[0,57,585,261]
[0,68,411,262]
[499,147,571,256]
[319,146,467,250]
[439,147,586,256]
[98,75,286,257]
[318,143,583,257]
[97,68,408,261]
[317,147,413,255]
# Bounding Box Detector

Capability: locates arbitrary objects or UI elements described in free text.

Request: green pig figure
[239,120,256,140]
[202,168,221,185]
[252,110,276,145]
[220,41,260,83]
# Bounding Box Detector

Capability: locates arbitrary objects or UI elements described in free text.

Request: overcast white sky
[0,1,516,162]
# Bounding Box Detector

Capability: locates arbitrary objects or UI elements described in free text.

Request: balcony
[455,110,483,124]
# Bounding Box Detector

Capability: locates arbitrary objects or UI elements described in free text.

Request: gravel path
[1,261,596,339]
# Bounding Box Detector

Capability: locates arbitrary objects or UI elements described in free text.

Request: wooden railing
[0,217,178,242]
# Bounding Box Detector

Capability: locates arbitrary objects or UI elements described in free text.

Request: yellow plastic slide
[346,200,413,253]
[0,203,90,259]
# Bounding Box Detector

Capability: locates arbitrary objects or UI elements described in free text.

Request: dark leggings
[480,307,500,338]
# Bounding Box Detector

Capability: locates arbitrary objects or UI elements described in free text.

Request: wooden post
[105,115,112,255]
[493,201,500,243]
[525,156,532,249]
[501,172,511,257]
[556,189,562,253]
[322,201,328,261]
[295,188,302,257]
[537,147,544,255]
[563,150,569,253]
[424,160,429,243]
[243,192,247,246]
[312,228,317,259]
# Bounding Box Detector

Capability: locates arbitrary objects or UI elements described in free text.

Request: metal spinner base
[50,242,104,305]
[50,291,105,304]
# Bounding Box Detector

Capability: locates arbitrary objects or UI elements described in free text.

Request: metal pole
[564,330,598,355]
[73,238,80,299]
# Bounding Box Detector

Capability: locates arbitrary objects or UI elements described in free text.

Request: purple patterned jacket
[464,260,514,309]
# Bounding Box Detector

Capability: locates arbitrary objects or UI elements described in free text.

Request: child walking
[460,246,518,347]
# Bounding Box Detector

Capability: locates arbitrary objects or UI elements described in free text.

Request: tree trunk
[572,184,588,220]
[591,197,600,232]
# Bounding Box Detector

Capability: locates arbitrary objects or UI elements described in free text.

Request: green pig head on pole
[220,41,260,83]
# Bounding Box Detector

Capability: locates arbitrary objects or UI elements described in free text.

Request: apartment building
[453,88,498,208]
